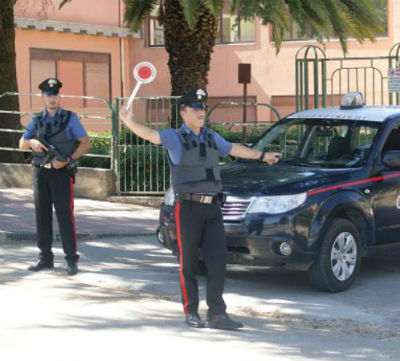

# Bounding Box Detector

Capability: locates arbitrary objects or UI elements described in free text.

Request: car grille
[221,198,251,223]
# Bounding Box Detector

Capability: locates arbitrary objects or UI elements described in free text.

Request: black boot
[28,259,54,272]
[185,311,205,328]
[206,313,243,330]
[66,260,78,276]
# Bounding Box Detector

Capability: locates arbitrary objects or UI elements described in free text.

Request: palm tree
[122,0,383,96]
[0,0,22,163]
[125,0,221,96]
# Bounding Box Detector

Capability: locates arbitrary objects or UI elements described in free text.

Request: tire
[156,228,165,246]
[308,218,362,292]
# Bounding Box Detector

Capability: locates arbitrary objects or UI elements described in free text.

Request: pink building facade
[13,0,400,131]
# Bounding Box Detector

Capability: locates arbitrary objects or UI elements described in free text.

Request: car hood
[220,160,361,196]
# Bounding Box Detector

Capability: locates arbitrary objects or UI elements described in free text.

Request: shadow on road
[1,237,399,360]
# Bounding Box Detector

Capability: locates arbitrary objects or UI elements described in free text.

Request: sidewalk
[0,188,159,242]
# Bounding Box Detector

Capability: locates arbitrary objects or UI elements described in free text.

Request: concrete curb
[107,196,163,208]
[0,230,156,243]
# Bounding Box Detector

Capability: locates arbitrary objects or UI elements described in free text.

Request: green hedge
[209,123,268,144]
[78,132,111,169]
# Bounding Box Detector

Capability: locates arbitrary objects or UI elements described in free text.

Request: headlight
[164,188,175,206]
[247,193,307,214]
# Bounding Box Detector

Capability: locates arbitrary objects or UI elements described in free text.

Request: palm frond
[259,0,289,51]
[289,0,332,38]
[322,0,352,52]
[202,0,224,16]
[124,0,159,32]
[339,0,383,41]
[230,0,240,14]
[178,0,201,29]
[158,0,166,25]
[238,0,383,54]
[58,0,71,9]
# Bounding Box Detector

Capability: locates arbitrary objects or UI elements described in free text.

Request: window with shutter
[30,59,56,108]
[30,49,111,109]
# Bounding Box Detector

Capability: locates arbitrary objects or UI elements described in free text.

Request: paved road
[1,235,399,361]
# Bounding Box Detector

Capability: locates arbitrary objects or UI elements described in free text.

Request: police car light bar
[340,92,364,110]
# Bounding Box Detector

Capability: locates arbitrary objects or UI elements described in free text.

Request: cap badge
[196,88,206,100]
[48,79,57,87]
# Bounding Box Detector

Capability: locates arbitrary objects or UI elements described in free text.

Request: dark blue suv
[157,93,400,292]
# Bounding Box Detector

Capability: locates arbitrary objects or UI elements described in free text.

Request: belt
[33,163,54,169]
[181,193,219,204]
[33,163,52,169]
[33,163,68,171]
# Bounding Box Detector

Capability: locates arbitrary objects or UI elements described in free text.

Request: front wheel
[308,218,362,292]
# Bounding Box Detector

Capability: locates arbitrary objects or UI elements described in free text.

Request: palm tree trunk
[163,0,218,126]
[0,0,22,163]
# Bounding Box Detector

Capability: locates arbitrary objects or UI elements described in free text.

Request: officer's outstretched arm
[230,144,281,165]
[119,107,161,145]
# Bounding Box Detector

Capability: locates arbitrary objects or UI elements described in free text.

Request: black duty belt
[179,193,225,204]
[33,163,52,169]
[33,163,61,170]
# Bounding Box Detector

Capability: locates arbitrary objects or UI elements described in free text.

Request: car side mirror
[382,150,400,169]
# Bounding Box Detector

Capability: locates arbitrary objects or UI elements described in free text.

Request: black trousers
[174,200,227,316]
[33,167,79,262]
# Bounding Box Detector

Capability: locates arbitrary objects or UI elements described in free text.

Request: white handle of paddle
[125,81,143,111]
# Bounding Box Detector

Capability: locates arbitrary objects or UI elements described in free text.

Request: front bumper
[158,205,316,270]
[224,221,315,270]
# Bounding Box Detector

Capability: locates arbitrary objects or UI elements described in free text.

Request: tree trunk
[163,0,218,127]
[0,0,23,163]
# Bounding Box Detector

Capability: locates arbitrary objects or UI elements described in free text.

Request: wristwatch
[258,151,266,161]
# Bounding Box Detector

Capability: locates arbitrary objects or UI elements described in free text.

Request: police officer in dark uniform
[19,78,90,275]
[119,88,280,329]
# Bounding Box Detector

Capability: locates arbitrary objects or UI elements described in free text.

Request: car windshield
[252,117,381,168]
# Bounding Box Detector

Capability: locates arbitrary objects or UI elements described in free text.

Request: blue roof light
[340,92,364,109]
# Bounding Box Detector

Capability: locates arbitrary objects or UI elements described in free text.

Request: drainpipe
[119,0,125,99]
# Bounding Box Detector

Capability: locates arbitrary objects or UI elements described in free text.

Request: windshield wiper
[279,158,313,167]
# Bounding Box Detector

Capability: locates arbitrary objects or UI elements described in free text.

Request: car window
[382,127,400,153]
[253,118,381,168]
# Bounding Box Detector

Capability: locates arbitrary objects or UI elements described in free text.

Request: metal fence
[0,93,281,195]
[113,96,179,195]
[114,97,281,195]
[295,42,400,111]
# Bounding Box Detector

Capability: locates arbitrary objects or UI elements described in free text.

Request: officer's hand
[29,139,48,153]
[263,152,281,165]
[52,159,69,169]
[119,106,133,124]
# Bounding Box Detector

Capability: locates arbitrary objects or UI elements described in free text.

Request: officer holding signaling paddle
[120,87,280,330]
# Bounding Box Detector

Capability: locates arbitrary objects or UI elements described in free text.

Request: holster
[67,162,78,184]
[174,192,185,203]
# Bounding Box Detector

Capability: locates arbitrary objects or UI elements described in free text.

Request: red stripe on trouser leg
[174,202,190,315]
[69,177,78,255]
